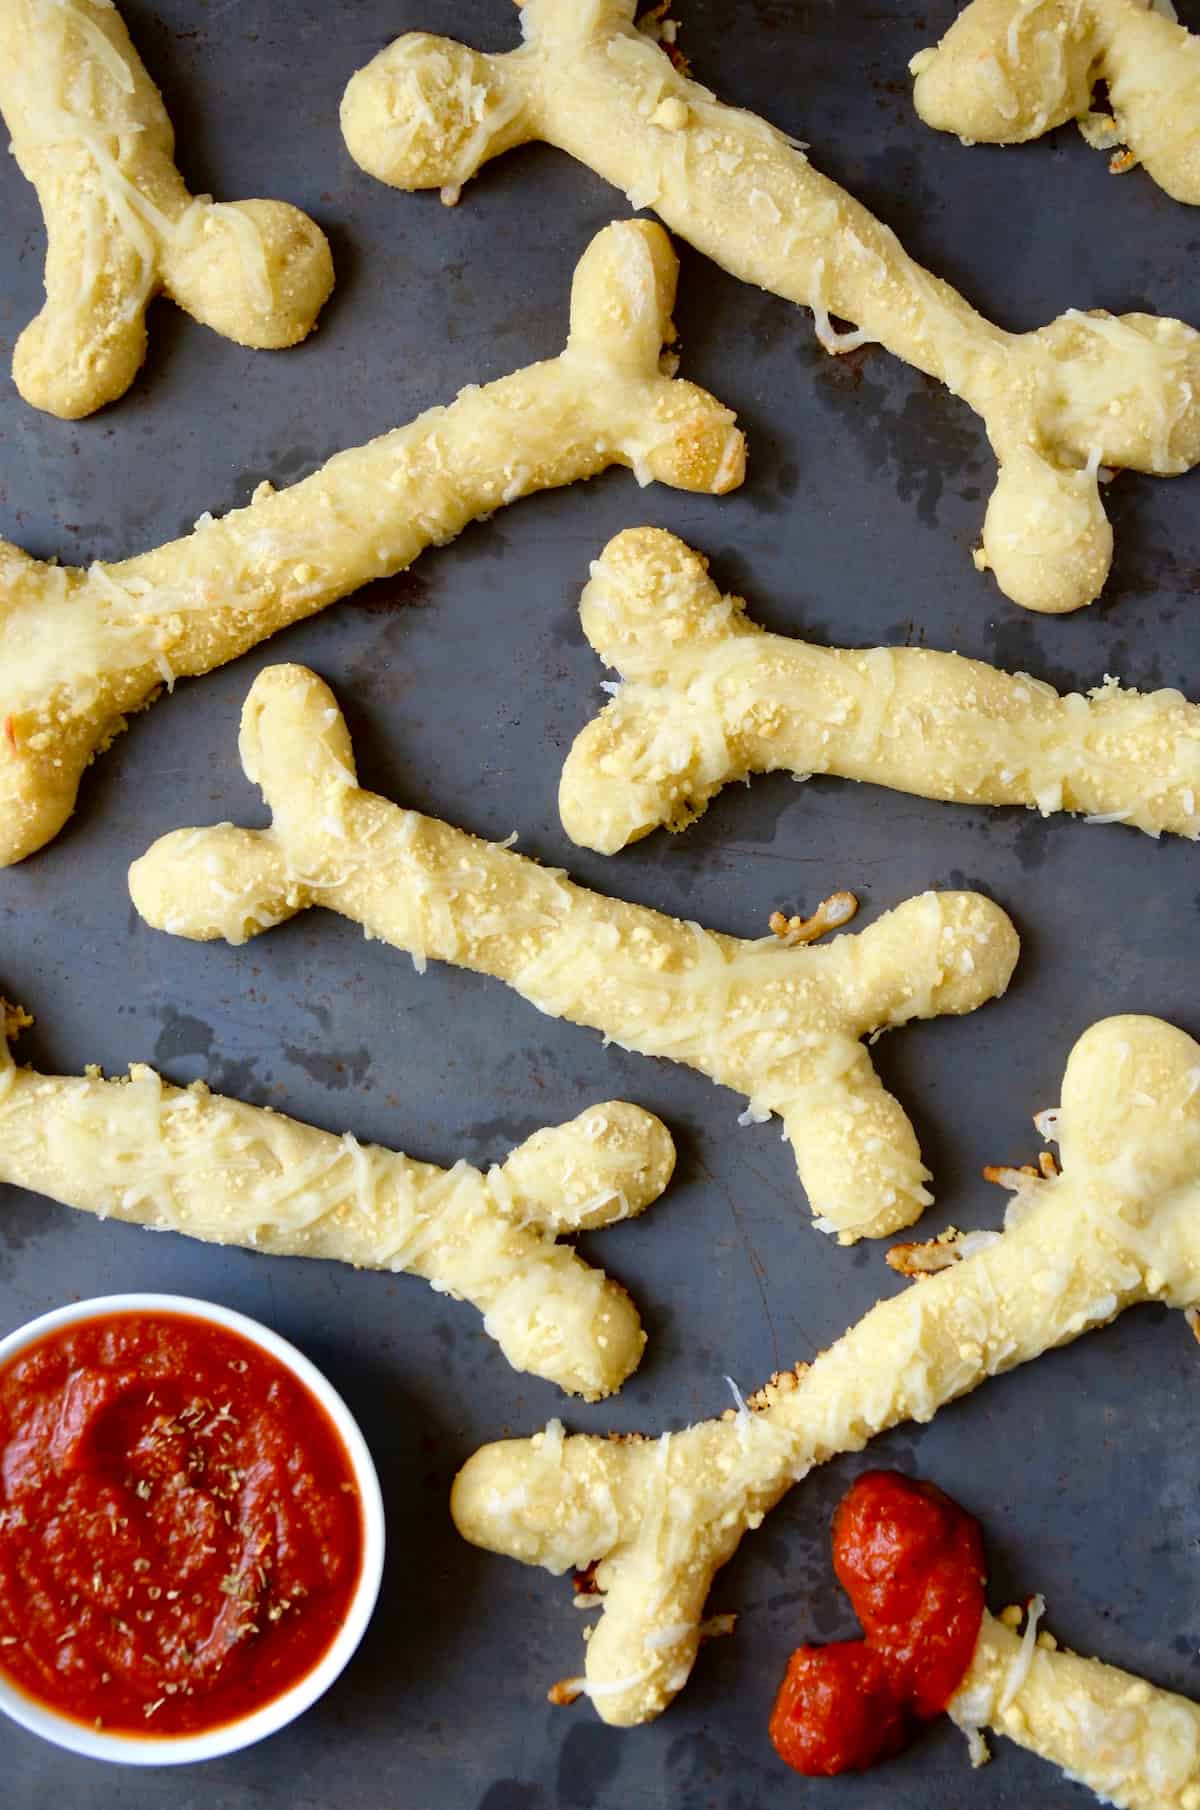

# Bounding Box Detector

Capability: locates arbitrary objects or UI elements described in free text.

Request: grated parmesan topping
[0,1043,673,1397]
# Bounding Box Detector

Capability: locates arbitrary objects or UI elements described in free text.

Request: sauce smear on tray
[0,1310,363,1735]
[770,1470,985,1775]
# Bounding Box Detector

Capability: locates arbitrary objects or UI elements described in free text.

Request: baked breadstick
[340,0,1200,615]
[0,0,335,418]
[953,1607,1200,1809]
[912,0,1200,205]
[127,663,1018,1244]
[450,1014,1200,1726]
[560,527,1200,853]
[0,1003,674,1399]
[0,219,744,869]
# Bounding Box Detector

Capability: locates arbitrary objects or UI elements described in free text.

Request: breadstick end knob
[983,450,1113,614]
[501,1101,676,1230]
[129,824,300,946]
[12,309,149,422]
[165,201,334,349]
[1058,1015,1200,1195]
[341,35,527,190]
[582,528,740,671]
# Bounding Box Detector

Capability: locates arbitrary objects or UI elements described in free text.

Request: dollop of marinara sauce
[0,1311,364,1736]
[769,1470,986,1776]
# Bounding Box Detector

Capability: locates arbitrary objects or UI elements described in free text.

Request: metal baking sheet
[2,1,1198,1805]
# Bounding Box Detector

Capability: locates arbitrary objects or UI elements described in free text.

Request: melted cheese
[452,1015,1200,1742]
[0,1034,675,1400]
[559,529,1200,856]
[999,1593,1046,1711]
[343,0,1200,612]
[913,0,1200,210]
[1,221,743,869]
[954,1610,1200,1810]
[0,0,332,421]
[129,665,1019,1243]
[809,256,872,354]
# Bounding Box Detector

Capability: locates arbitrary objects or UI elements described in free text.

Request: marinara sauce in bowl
[0,1294,385,1763]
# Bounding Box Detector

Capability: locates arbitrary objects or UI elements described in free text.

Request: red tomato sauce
[0,1311,364,1737]
[769,1470,985,1776]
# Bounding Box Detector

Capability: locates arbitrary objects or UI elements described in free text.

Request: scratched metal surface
[1,1,1199,1805]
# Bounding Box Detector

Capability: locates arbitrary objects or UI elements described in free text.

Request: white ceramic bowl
[0,1292,386,1765]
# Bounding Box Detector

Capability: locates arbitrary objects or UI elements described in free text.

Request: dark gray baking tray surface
[2,2,1198,1806]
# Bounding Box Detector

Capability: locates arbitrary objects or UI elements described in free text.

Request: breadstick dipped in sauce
[771,1469,1200,1809]
[770,1470,985,1774]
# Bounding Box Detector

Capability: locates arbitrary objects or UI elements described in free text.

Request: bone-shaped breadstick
[0,220,744,870]
[449,1014,1200,1727]
[559,527,1200,853]
[911,0,1200,206]
[951,1606,1200,1809]
[126,663,1018,1244]
[339,0,1200,616]
[0,1001,674,1399]
[0,0,336,418]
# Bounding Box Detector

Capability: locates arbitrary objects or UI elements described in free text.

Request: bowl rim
[0,1291,386,1767]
